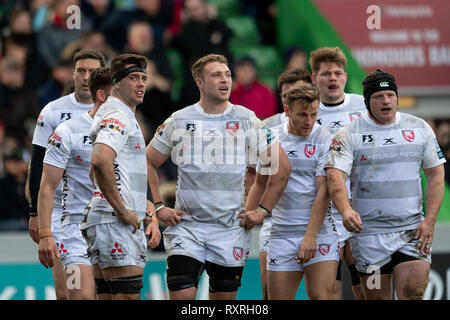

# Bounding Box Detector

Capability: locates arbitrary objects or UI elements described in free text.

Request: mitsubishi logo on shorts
[59,243,68,254]
[111,242,123,254]
[135,142,141,149]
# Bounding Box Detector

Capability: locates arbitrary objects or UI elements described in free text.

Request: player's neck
[112,92,136,113]
[320,93,345,106]
[198,98,228,114]
[74,92,93,105]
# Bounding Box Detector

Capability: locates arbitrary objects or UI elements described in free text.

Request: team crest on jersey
[349,112,361,121]
[304,144,316,158]
[48,132,62,148]
[318,244,330,256]
[402,130,415,142]
[233,247,244,260]
[226,121,239,135]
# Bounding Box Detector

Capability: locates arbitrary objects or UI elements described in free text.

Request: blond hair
[285,82,320,109]
[309,47,347,74]
[191,54,228,79]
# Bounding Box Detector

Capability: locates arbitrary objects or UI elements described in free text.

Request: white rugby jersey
[33,93,93,213]
[83,96,147,228]
[263,112,287,129]
[43,112,94,225]
[317,93,367,134]
[267,122,336,238]
[150,102,276,227]
[325,112,446,235]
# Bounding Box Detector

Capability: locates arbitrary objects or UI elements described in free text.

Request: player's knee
[108,275,143,295]
[166,255,204,291]
[95,278,111,295]
[206,262,243,293]
[402,282,426,300]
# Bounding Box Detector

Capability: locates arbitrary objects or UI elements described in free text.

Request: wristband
[39,227,53,239]
[29,212,38,217]
[155,202,165,213]
[255,204,271,217]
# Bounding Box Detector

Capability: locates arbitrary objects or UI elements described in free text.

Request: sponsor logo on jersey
[233,247,244,260]
[362,134,374,147]
[330,121,343,128]
[330,139,342,152]
[316,118,322,125]
[226,121,239,135]
[156,123,165,136]
[402,130,415,142]
[434,138,444,159]
[382,137,396,145]
[83,135,92,145]
[36,114,44,127]
[286,150,297,158]
[75,155,83,162]
[60,112,72,120]
[186,123,197,134]
[100,118,126,135]
[48,132,62,148]
[349,112,361,121]
[304,144,316,158]
[360,154,368,161]
[318,244,330,256]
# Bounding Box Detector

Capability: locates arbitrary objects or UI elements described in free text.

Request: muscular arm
[37,164,64,268]
[27,144,47,243]
[327,168,362,232]
[245,170,269,212]
[91,143,139,231]
[146,145,187,225]
[298,176,330,263]
[416,164,445,255]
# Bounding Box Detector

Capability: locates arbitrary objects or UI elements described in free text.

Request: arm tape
[28,144,46,216]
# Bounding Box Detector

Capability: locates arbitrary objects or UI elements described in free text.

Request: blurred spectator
[100,0,174,53]
[172,0,233,107]
[36,57,73,109]
[138,60,175,138]
[37,0,92,69]
[61,30,117,65]
[80,0,116,30]
[229,56,278,120]
[284,45,307,71]
[0,58,39,146]
[242,0,277,44]
[2,7,50,89]
[0,147,30,231]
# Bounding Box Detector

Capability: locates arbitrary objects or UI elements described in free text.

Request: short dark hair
[73,49,106,68]
[277,68,312,92]
[89,67,112,102]
[109,53,147,81]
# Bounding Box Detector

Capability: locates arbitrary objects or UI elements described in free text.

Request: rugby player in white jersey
[310,47,367,299]
[37,67,112,299]
[28,49,105,300]
[82,54,156,300]
[146,54,290,300]
[250,68,313,300]
[326,69,445,299]
[248,82,339,299]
